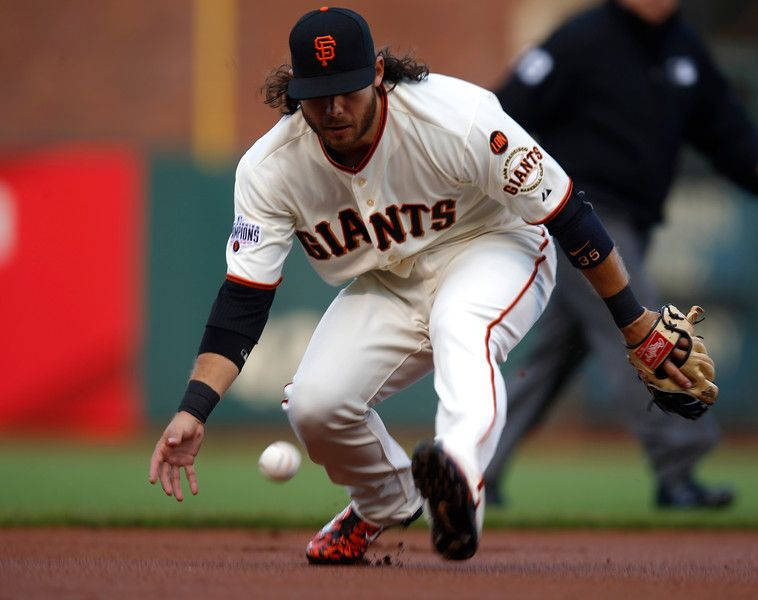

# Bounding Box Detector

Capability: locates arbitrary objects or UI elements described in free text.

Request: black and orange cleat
[411,441,479,561]
[306,504,422,565]
[306,505,384,565]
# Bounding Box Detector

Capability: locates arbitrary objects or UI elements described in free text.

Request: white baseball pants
[286,226,556,525]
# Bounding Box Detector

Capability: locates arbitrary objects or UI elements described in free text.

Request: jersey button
[357,177,367,187]
[367,198,375,207]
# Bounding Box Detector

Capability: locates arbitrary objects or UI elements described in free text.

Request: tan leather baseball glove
[626,304,718,420]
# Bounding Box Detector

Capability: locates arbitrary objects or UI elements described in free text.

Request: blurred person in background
[485,0,758,508]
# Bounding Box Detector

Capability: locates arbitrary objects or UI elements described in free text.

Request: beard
[350,90,378,146]
[303,89,378,156]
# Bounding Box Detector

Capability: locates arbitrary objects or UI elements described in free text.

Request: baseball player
[149,7,715,563]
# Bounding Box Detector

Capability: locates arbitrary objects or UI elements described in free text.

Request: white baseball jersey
[230,73,565,528]
[227,74,572,288]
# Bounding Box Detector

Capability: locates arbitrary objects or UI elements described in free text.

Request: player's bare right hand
[149,411,205,502]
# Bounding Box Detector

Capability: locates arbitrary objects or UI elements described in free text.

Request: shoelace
[332,509,376,540]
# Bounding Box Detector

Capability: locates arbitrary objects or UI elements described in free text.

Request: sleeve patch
[516,47,554,86]
[666,56,698,87]
[502,146,544,196]
[489,131,509,155]
[230,215,263,251]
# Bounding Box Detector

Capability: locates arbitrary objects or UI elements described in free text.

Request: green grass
[0,431,755,528]
[487,437,758,528]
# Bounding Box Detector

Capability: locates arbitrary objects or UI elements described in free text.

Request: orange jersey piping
[525,178,573,225]
[225,274,283,289]
[478,229,550,447]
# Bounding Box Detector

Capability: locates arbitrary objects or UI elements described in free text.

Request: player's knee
[287,383,329,433]
[287,380,362,438]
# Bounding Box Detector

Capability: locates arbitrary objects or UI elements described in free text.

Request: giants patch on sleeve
[230,215,262,252]
[634,330,674,369]
[502,146,544,196]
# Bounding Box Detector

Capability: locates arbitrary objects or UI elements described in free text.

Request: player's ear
[373,55,384,87]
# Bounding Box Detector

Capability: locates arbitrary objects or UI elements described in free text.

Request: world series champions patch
[230,215,262,252]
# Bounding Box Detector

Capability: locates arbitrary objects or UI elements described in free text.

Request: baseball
[258,441,301,482]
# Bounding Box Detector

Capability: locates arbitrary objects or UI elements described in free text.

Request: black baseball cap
[287,7,376,100]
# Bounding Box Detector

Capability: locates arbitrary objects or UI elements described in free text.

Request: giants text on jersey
[227,74,571,287]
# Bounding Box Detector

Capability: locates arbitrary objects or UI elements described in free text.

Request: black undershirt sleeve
[544,188,614,270]
[545,188,643,328]
[197,279,276,371]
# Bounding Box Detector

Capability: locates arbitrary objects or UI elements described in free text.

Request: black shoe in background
[484,480,505,507]
[656,478,735,509]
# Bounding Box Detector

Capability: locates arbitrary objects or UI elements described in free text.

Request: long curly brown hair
[263,48,429,115]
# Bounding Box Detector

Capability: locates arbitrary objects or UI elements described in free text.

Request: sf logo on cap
[314,35,336,67]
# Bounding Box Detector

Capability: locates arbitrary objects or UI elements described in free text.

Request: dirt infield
[1,528,756,599]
